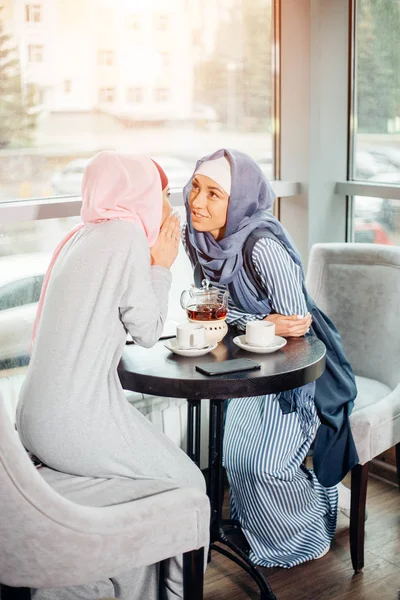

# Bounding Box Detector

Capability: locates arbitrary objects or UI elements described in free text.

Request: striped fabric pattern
[182,232,338,567]
[191,238,308,330]
[223,237,338,567]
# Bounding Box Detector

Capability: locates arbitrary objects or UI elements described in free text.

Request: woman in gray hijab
[182,148,357,568]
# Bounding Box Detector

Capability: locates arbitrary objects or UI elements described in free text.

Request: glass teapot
[180,280,229,321]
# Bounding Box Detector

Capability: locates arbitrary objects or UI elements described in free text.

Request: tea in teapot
[181,280,229,322]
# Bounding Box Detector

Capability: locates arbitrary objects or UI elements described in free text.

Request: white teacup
[176,323,206,350]
[246,321,276,347]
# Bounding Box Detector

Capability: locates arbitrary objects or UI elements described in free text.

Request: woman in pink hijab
[17,151,206,600]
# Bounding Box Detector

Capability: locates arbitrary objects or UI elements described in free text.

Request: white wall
[280,0,350,265]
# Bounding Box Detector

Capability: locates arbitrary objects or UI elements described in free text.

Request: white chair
[0,397,210,599]
[306,242,400,573]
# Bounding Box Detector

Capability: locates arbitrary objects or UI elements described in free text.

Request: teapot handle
[180,290,190,310]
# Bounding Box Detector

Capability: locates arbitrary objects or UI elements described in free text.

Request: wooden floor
[204,474,400,600]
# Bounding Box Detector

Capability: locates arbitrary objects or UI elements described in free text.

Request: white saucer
[164,338,218,357]
[233,335,287,354]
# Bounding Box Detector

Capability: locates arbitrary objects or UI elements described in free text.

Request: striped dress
[184,234,338,568]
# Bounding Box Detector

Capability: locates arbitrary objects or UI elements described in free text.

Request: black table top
[118,330,326,401]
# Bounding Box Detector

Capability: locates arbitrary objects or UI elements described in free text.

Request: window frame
[127,87,143,104]
[25,4,42,23]
[98,49,114,67]
[154,87,169,103]
[154,14,169,31]
[28,44,44,63]
[98,87,116,103]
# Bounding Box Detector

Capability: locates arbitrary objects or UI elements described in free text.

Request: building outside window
[98,50,114,67]
[154,87,169,103]
[25,4,42,23]
[28,44,44,63]
[2,0,274,201]
[128,15,140,31]
[98,87,115,103]
[160,52,169,68]
[154,14,169,31]
[127,87,142,103]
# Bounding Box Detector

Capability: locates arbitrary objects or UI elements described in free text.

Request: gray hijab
[184,148,297,285]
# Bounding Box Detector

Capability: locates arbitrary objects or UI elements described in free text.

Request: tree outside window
[356,0,400,134]
[0,8,38,147]
[27,83,44,105]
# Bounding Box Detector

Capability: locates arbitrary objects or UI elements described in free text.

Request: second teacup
[176,322,206,350]
[246,320,275,347]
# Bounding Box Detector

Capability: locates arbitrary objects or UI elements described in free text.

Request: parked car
[354,150,396,180]
[353,195,384,220]
[354,219,392,245]
[50,159,90,196]
[50,155,192,196]
[0,253,50,363]
[365,172,400,231]
[366,146,400,170]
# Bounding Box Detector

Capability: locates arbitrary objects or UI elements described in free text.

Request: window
[155,88,169,103]
[160,52,169,68]
[154,14,169,31]
[127,87,143,103]
[128,15,140,31]
[353,0,400,183]
[0,217,79,371]
[28,44,44,63]
[1,0,274,199]
[350,0,400,246]
[25,4,42,23]
[98,50,114,67]
[353,192,400,245]
[98,87,115,103]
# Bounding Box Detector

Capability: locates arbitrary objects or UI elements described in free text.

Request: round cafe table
[118,329,326,600]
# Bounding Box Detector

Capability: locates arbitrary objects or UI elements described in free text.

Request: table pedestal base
[187,398,277,600]
[211,521,277,600]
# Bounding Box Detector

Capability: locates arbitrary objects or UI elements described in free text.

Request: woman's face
[189,175,229,241]
[161,186,172,225]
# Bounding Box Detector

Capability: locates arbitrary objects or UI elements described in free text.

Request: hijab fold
[184,148,296,287]
[31,151,164,347]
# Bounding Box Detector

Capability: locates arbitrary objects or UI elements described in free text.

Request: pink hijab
[31,151,165,347]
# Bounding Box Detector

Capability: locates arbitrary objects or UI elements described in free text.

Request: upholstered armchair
[0,397,210,599]
[306,242,400,573]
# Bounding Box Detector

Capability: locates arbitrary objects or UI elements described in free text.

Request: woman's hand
[264,313,312,337]
[150,213,181,269]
